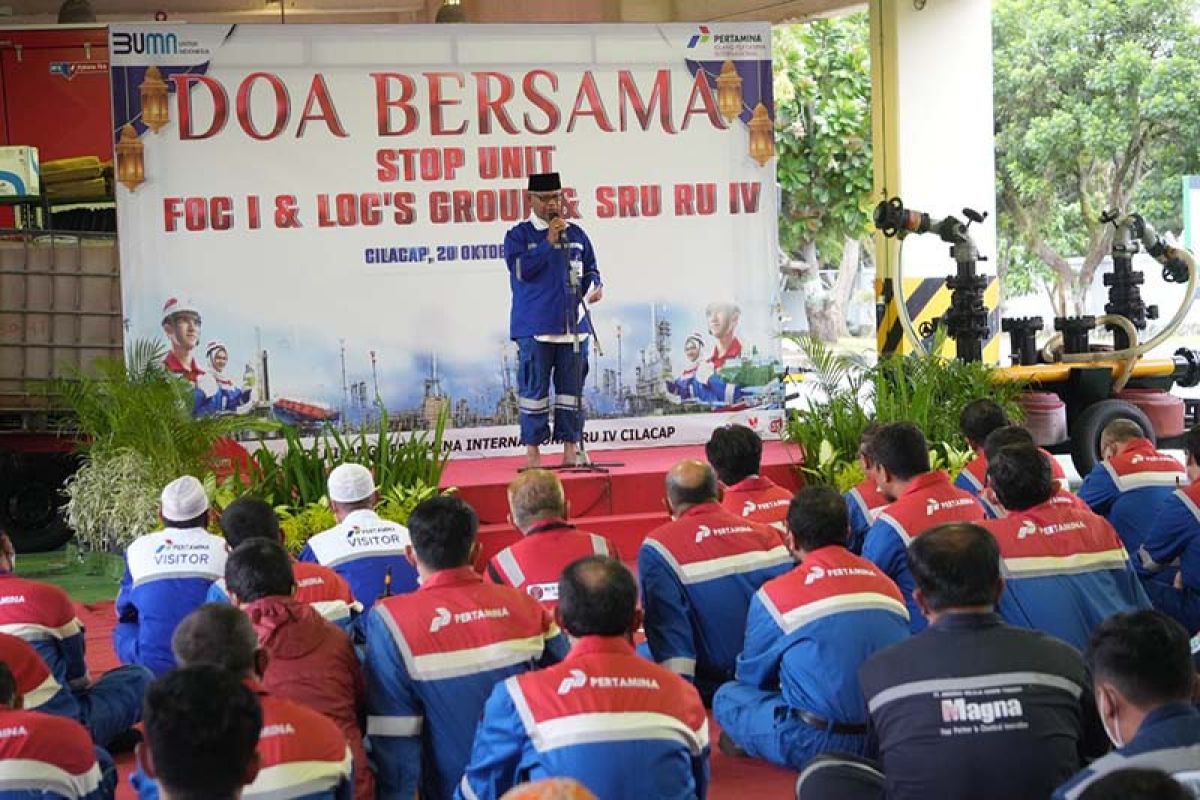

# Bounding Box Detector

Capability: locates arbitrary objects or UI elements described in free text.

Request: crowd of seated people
[1,408,1199,799]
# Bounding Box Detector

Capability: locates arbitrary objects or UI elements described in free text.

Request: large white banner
[110,23,783,457]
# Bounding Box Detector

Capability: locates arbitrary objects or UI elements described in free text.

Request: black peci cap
[527,172,561,192]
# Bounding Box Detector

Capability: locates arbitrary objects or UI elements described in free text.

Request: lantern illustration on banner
[115,124,145,191]
[748,103,774,166]
[140,65,169,132]
[716,60,743,123]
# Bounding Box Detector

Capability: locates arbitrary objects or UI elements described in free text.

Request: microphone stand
[548,221,621,473]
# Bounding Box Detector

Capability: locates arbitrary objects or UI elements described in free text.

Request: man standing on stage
[504,173,603,469]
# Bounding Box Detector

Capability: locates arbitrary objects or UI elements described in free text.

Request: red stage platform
[442,441,804,567]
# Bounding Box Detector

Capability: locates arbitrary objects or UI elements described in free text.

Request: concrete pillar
[871,0,999,360]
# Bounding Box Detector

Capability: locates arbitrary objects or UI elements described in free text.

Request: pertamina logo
[804,564,876,585]
[1017,519,1087,539]
[556,668,661,695]
[686,26,712,48]
[429,607,452,633]
[742,498,790,517]
[557,669,587,695]
[694,523,754,544]
[926,497,978,516]
[429,605,511,633]
[1129,453,1178,466]
[346,524,404,549]
[152,538,211,566]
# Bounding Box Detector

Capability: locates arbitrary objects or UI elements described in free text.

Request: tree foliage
[994,0,1200,313]
[774,13,873,264]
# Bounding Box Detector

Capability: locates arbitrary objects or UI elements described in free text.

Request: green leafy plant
[235,407,451,553]
[277,501,337,556]
[54,340,271,552]
[62,449,160,553]
[786,334,1027,488]
[52,340,265,482]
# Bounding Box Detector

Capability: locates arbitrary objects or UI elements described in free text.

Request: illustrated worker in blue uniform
[503,172,603,470]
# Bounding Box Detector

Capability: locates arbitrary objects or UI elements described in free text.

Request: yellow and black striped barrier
[876,276,1001,363]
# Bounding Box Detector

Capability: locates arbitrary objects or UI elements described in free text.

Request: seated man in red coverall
[488,469,617,609]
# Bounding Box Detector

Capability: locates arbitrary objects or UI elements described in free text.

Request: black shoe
[718,730,748,758]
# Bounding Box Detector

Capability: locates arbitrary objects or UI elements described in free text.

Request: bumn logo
[112,31,179,56]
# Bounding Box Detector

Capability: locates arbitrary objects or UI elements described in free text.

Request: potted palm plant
[787,334,1027,489]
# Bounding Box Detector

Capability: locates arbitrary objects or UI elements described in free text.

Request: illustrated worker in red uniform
[160,297,204,383]
[704,301,742,370]
[487,469,616,609]
[706,424,792,531]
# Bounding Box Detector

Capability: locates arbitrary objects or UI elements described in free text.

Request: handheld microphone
[547,211,566,249]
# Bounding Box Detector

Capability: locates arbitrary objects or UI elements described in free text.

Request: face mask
[1098,692,1124,748]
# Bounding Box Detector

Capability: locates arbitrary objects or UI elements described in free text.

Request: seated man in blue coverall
[457,556,710,800]
[712,486,910,770]
[1053,610,1200,799]
[1139,424,1200,632]
[1077,419,1185,578]
[364,495,567,800]
[638,460,794,701]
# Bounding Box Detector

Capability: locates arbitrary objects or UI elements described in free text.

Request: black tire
[1070,399,1155,477]
[0,453,78,553]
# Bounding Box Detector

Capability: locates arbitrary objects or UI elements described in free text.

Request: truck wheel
[0,454,77,553]
[1070,399,1155,477]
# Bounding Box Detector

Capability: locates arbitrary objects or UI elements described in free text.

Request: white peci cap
[161,475,209,522]
[328,463,376,504]
[161,296,201,324]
